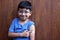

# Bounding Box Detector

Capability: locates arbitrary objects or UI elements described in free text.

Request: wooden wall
[0,0,60,40]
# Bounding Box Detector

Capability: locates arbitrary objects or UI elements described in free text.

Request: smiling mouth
[20,15,27,17]
[19,15,27,20]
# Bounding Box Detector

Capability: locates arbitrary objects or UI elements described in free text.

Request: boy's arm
[8,30,30,37]
[8,32,24,37]
[8,18,27,37]
[30,25,35,40]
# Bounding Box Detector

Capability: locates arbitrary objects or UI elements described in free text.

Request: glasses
[18,10,30,14]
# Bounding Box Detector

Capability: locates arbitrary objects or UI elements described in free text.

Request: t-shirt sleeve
[30,22,35,26]
[8,18,16,32]
[28,21,35,30]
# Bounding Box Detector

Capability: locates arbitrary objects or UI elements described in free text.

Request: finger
[24,30,28,32]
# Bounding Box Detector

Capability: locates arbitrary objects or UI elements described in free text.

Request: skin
[8,8,35,40]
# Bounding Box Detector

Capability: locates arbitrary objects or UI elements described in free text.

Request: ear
[29,14,31,16]
[29,11,32,16]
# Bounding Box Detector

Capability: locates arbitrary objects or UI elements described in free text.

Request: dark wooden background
[0,0,60,40]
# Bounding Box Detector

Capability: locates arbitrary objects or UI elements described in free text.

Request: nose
[22,13,26,15]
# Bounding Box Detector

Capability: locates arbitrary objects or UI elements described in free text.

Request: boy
[8,1,35,40]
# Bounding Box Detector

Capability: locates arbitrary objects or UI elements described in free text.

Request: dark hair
[18,1,32,11]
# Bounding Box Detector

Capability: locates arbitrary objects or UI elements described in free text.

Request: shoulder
[29,20,34,24]
[28,20,35,26]
[13,18,19,21]
[12,18,19,22]
[11,18,19,24]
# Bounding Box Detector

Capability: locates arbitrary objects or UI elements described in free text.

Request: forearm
[8,32,24,37]
[30,32,35,40]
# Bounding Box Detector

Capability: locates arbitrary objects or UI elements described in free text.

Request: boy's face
[18,8,31,21]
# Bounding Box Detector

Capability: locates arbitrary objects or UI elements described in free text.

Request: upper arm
[28,21,35,34]
[30,25,35,34]
[29,24,35,40]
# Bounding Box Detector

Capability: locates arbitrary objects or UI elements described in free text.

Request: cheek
[18,13,21,15]
[26,14,31,17]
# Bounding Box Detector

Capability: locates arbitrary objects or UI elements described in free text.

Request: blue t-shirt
[9,18,34,40]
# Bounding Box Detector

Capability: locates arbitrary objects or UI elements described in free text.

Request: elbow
[8,32,12,37]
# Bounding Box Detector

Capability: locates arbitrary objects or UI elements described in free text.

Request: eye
[25,11,29,13]
[19,10,23,13]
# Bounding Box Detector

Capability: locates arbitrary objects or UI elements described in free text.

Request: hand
[22,30,30,37]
